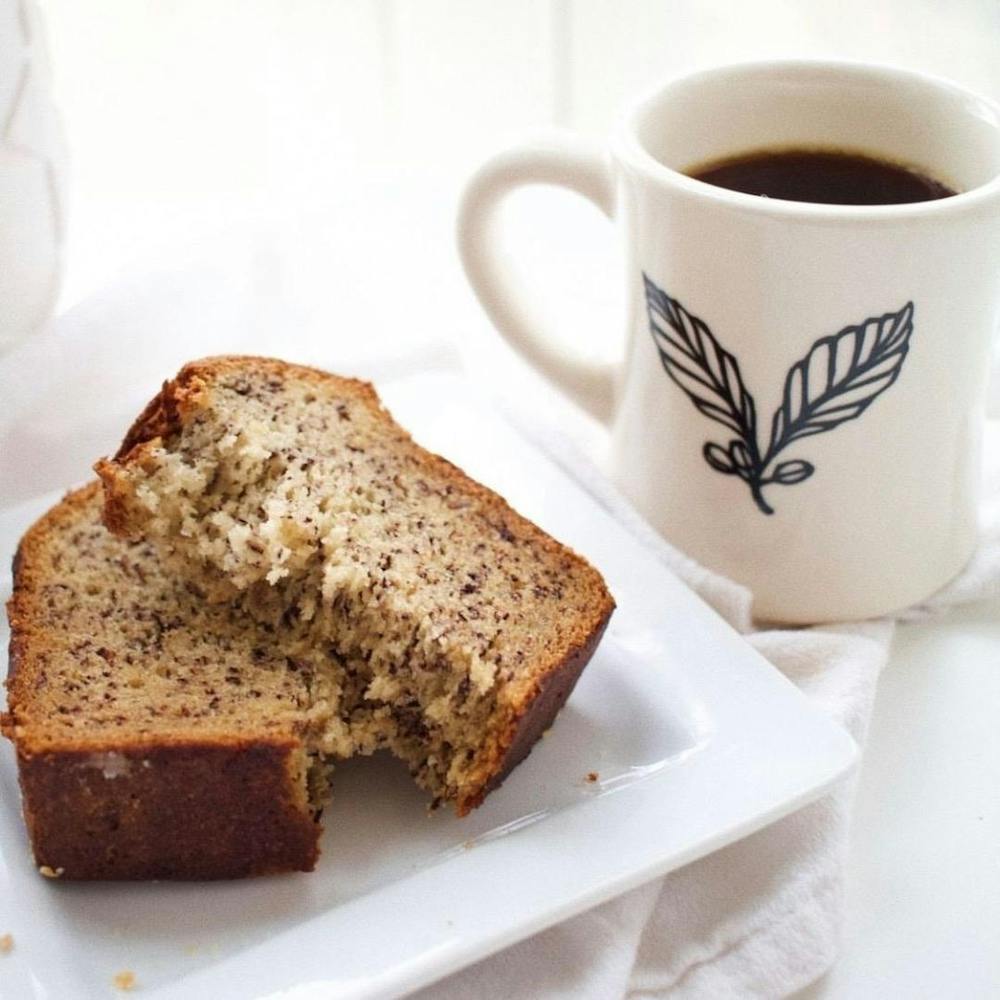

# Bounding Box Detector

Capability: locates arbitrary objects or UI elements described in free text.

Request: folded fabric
[417,417,1000,1000]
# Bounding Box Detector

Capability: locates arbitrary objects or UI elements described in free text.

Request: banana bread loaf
[97,357,614,815]
[3,361,612,879]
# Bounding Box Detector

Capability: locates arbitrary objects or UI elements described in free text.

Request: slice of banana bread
[96,357,614,813]
[2,484,330,879]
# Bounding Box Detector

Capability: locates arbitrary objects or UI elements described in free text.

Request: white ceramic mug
[0,0,67,356]
[458,60,1000,624]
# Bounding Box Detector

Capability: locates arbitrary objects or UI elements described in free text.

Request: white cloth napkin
[416,419,1000,1000]
[2,247,997,1000]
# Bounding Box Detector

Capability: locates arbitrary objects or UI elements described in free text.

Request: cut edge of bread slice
[2,484,322,880]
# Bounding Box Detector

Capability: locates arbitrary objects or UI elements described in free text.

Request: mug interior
[630,62,1000,195]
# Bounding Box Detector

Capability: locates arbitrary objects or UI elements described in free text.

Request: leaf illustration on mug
[643,278,759,438]
[644,273,914,514]
[767,302,914,452]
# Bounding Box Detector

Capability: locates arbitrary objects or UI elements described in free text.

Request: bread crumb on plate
[0,933,13,954]
[114,970,137,991]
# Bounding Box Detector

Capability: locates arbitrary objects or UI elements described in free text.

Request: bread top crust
[98,358,382,539]
[111,357,382,461]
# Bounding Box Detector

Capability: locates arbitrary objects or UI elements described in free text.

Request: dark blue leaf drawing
[767,302,914,456]
[644,275,759,442]
[644,273,914,514]
[703,441,737,474]
[770,459,815,485]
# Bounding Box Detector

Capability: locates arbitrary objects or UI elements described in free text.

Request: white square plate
[0,372,856,999]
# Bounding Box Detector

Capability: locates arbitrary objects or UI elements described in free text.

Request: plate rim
[0,375,858,1000]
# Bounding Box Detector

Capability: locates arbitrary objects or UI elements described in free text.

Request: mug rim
[614,58,1000,221]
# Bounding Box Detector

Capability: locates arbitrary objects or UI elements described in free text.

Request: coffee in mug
[689,148,956,205]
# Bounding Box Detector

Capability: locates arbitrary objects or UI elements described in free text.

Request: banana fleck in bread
[97,357,614,817]
[2,484,328,879]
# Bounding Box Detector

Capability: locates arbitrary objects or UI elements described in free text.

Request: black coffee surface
[689,149,957,205]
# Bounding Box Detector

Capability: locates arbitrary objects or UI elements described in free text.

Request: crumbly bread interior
[5,484,339,810]
[98,359,614,810]
[10,485,575,815]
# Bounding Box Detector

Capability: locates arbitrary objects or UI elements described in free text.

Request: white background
[23,2,1000,997]
[38,0,1000,313]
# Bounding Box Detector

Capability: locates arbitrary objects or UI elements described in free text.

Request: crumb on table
[114,970,136,991]
[38,865,64,879]
[0,933,13,954]
[585,771,599,783]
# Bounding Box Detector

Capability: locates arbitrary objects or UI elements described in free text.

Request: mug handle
[457,135,618,424]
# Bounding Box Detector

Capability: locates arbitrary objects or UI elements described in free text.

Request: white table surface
[796,597,1000,1000]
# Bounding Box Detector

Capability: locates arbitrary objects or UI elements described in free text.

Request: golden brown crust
[3,484,321,879]
[96,357,382,537]
[16,742,318,880]
[112,358,371,462]
[458,606,613,814]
